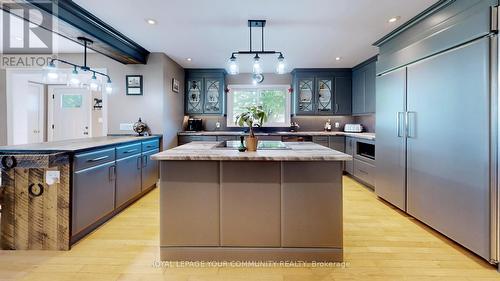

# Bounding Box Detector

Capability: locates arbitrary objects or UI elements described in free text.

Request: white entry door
[48,87,92,141]
[25,82,45,143]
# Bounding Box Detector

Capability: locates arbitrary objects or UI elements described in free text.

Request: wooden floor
[0,176,498,281]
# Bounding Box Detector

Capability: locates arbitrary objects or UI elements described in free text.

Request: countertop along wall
[0,52,185,148]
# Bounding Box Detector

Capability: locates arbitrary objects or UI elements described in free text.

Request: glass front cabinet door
[185,69,226,115]
[316,77,334,114]
[296,78,315,114]
[186,79,203,114]
[203,78,222,114]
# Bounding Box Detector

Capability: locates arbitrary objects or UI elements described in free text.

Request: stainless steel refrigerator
[375,23,499,264]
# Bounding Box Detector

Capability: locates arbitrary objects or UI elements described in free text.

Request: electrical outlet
[334,122,340,128]
[120,123,134,131]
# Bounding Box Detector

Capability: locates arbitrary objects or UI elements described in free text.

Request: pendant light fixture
[45,37,113,92]
[227,20,286,82]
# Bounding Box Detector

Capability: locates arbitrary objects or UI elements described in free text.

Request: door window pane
[61,94,82,108]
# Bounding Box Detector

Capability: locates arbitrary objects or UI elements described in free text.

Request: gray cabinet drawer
[178,135,217,145]
[116,142,141,159]
[353,158,375,186]
[142,139,159,151]
[74,148,115,171]
[217,135,239,141]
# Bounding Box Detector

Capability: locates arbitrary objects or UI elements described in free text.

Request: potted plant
[235,105,268,151]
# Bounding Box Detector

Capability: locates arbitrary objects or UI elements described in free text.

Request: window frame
[226,84,291,128]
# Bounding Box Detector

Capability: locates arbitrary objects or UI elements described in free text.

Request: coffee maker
[187,118,203,131]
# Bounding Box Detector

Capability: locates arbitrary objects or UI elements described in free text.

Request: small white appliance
[344,124,363,133]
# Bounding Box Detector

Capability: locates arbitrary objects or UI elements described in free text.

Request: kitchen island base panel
[160,160,343,261]
[160,247,343,262]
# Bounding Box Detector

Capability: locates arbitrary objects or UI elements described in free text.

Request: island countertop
[0,135,161,153]
[151,141,352,161]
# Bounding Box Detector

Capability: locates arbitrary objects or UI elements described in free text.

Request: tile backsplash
[185,114,375,133]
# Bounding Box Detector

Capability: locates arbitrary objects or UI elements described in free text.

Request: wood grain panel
[0,154,71,250]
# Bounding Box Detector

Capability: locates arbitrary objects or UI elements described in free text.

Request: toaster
[344,124,363,133]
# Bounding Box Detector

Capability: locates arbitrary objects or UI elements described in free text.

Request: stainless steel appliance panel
[406,37,491,260]
[375,68,407,211]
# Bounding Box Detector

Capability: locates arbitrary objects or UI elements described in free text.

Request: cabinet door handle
[87,156,109,163]
[109,165,116,181]
[143,156,148,168]
[335,104,339,113]
[137,157,142,170]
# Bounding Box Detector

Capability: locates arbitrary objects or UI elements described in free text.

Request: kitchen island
[0,136,161,250]
[152,141,351,262]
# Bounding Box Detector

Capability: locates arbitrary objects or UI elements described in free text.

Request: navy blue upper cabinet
[352,57,377,115]
[185,69,226,115]
[292,69,351,116]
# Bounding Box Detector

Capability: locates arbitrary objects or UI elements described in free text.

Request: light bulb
[276,54,286,74]
[46,61,58,80]
[228,55,239,75]
[253,54,262,75]
[89,73,99,91]
[68,67,80,87]
[105,78,113,94]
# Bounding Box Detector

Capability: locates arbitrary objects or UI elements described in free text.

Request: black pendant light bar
[228,20,286,75]
[46,37,113,92]
[48,37,111,82]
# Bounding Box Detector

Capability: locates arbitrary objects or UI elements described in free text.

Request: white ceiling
[70,0,436,72]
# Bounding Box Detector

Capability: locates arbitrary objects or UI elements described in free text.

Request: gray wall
[226,73,292,85]
[0,52,185,148]
[162,55,185,148]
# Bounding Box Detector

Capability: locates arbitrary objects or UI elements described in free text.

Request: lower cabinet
[345,137,354,174]
[72,161,116,235]
[312,136,329,147]
[116,153,142,208]
[142,148,159,191]
[329,136,345,152]
[71,137,160,241]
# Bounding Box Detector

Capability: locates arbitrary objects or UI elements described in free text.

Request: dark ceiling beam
[2,0,150,64]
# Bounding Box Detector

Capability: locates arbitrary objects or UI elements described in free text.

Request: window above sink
[226,84,291,128]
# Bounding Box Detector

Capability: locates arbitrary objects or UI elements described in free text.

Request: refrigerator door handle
[406,111,416,138]
[396,112,404,137]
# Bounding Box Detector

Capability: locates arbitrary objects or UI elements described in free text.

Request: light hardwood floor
[0,176,498,281]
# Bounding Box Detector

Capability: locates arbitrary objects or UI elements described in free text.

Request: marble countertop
[0,135,161,153]
[178,131,376,140]
[151,141,352,161]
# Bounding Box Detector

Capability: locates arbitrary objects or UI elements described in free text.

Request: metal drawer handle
[358,169,369,174]
[123,149,138,154]
[87,156,109,163]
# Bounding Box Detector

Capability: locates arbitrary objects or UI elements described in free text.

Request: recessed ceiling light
[146,19,157,25]
[335,57,341,61]
[186,58,192,62]
[388,16,401,23]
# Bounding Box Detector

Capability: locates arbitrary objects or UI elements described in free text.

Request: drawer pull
[87,156,109,163]
[123,149,138,154]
